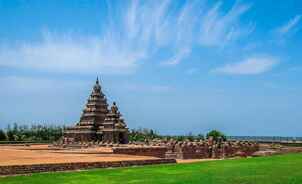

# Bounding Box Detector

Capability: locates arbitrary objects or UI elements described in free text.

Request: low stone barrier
[112,147,167,158]
[111,141,260,160]
[0,159,176,175]
[153,140,260,159]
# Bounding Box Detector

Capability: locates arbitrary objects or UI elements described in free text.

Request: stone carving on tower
[64,77,128,144]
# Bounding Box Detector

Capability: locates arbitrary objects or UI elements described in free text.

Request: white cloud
[212,56,279,75]
[161,48,191,66]
[275,15,301,35]
[199,1,253,47]
[0,32,145,74]
[0,1,253,73]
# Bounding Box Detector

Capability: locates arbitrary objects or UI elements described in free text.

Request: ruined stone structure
[109,139,259,159]
[151,139,259,159]
[64,78,128,144]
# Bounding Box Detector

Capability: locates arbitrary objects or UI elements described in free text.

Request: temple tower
[64,77,109,142]
[79,77,109,129]
[64,77,129,144]
[101,102,128,144]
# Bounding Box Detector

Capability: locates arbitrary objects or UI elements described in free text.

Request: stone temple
[64,78,129,144]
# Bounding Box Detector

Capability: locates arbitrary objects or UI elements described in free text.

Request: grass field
[1,153,302,184]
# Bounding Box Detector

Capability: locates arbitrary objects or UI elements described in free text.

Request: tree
[206,130,227,142]
[4,123,63,142]
[128,128,161,142]
[0,129,7,141]
[6,125,15,141]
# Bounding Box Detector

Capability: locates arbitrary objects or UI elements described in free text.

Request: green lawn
[1,153,302,184]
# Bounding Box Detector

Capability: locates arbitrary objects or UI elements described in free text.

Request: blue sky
[0,0,302,136]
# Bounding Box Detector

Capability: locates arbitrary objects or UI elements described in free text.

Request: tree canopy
[206,130,227,142]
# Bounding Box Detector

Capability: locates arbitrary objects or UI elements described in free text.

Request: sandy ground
[0,145,158,166]
[0,144,223,166]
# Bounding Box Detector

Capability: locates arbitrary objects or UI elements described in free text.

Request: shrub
[5,123,64,142]
[206,130,227,142]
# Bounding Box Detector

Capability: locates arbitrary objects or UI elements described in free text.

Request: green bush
[206,130,227,142]
[129,128,161,142]
[5,123,64,142]
[128,128,204,142]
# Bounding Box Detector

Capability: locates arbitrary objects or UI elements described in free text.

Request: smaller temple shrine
[101,102,128,144]
[64,77,128,144]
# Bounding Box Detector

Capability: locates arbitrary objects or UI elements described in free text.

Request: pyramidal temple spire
[96,76,99,85]
[64,78,129,144]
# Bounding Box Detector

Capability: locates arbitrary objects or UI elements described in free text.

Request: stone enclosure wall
[55,139,259,160]
[0,159,176,175]
[165,141,259,159]
[138,140,260,159]
[112,147,167,158]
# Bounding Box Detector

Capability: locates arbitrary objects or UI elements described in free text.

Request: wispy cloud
[199,1,253,47]
[212,56,279,75]
[275,15,301,35]
[0,32,144,74]
[0,1,253,73]
[161,48,191,66]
